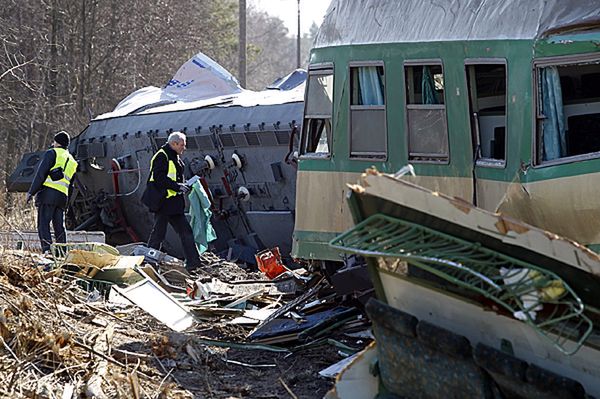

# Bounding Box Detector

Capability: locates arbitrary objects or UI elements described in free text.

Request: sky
[249,0,331,36]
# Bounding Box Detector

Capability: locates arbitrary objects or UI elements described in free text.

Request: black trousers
[147,213,200,268]
[37,204,66,252]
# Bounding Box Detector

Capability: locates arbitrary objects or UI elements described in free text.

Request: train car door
[465,60,508,211]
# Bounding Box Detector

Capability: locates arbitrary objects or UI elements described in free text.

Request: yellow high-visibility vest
[42,148,78,195]
[149,149,178,198]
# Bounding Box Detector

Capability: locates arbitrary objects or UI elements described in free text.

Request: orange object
[255,247,287,279]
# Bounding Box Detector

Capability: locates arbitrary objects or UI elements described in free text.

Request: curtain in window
[541,66,566,161]
[422,66,438,105]
[357,66,385,105]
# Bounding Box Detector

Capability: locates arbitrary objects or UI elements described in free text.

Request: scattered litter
[250,307,358,344]
[256,247,287,279]
[230,308,277,326]
[86,288,102,303]
[344,329,374,340]
[114,278,195,332]
[319,351,362,379]
[221,358,276,368]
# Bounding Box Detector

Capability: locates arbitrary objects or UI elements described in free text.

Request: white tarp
[163,52,242,101]
[95,52,304,121]
[316,0,600,47]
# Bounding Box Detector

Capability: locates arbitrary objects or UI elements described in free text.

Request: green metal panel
[291,230,344,261]
[303,40,534,183]
[304,36,600,183]
[330,213,593,355]
[535,32,600,58]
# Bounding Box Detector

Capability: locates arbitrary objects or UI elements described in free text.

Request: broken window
[466,63,507,165]
[301,67,333,156]
[405,63,449,162]
[349,64,386,158]
[536,58,600,164]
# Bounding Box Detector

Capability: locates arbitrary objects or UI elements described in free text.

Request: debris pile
[0,245,372,398]
[0,251,176,398]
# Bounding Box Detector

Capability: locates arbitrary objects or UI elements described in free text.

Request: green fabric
[188,182,216,254]
[422,66,438,105]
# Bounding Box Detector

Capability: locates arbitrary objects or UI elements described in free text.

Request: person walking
[145,131,201,271]
[26,131,78,253]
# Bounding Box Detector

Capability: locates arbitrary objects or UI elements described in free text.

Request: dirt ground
[150,324,346,399]
[0,250,369,399]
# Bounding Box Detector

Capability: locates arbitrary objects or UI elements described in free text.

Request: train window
[349,64,387,158]
[405,63,448,162]
[465,63,507,166]
[536,58,600,164]
[301,68,333,156]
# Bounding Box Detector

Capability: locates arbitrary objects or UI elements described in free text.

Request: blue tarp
[541,66,566,161]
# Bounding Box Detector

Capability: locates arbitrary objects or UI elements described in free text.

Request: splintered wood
[0,251,186,399]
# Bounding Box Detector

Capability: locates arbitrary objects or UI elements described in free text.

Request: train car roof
[315,0,600,47]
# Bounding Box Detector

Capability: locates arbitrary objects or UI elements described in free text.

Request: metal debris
[0,245,371,398]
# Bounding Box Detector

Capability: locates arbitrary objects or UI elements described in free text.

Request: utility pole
[296,0,301,68]
[239,0,247,87]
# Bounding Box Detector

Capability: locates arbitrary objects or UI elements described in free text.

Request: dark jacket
[28,147,69,208]
[150,144,186,215]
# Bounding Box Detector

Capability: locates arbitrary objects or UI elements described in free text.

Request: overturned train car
[10,53,305,259]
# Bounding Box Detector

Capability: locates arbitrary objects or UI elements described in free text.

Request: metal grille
[258,131,278,146]
[196,135,214,150]
[245,132,260,146]
[185,136,199,149]
[276,131,290,145]
[77,144,89,159]
[154,138,167,148]
[330,213,593,355]
[219,133,235,147]
[232,133,248,147]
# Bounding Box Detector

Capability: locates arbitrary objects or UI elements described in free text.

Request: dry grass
[0,251,189,398]
[0,197,37,231]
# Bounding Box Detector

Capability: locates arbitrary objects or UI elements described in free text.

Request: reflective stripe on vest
[149,149,178,198]
[42,148,78,195]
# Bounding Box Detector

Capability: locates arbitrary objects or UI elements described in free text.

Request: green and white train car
[293,0,600,396]
[293,0,600,261]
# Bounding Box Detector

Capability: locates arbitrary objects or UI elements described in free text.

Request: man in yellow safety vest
[26,131,78,253]
[146,131,201,271]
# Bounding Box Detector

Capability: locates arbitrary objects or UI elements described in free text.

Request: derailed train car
[9,53,305,259]
[294,0,600,397]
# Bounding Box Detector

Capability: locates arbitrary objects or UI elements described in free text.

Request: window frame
[404,59,450,164]
[300,62,335,160]
[532,53,600,168]
[464,58,508,169]
[348,60,388,160]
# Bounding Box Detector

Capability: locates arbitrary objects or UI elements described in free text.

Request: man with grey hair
[145,131,201,271]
